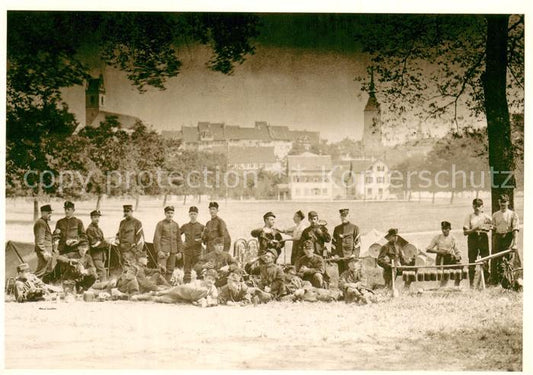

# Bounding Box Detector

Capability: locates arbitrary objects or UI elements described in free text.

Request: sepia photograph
[3,4,527,371]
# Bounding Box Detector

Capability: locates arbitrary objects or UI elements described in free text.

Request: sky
[59,13,474,143]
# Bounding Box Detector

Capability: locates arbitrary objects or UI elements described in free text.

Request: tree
[355,14,524,212]
[7,12,260,213]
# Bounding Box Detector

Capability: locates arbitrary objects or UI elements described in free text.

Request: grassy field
[4,196,524,370]
[4,288,522,370]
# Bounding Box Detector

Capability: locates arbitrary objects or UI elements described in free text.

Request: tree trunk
[135,195,140,211]
[449,190,455,205]
[183,194,187,205]
[96,194,102,210]
[432,191,436,205]
[163,193,168,207]
[33,197,39,222]
[483,15,515,213]
[475,190,479,199]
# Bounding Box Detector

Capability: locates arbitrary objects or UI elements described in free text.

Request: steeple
[362,67,382,152]
[85,73,106,127]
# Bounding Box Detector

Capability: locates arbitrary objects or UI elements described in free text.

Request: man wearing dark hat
[53,201,88,259]
[491,194,520,285]
[116,204,144,267]
[86,210,110,281]
[300,211,331,257]
[57,239,97,293]
[180,206,205,283]
[153,205,183,280]
[377,229,413,288]
[33,204,57,281]
[217,269,253,305]
[194,238,238,287]
[295,240,327,288]
[332,208,361,275]
[14,263,53,303]
[251,212,285,258]
[202,202,231,253]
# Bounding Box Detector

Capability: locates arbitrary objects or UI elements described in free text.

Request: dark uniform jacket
[181,222,205,256]
[86,223,108,250]
[34,217,53,255]
[153,219,182,255]
[195,251,238,273]
[54,216,87,254]
[377,242,410,269]
[301,225,331,256]
[295,254,326,275]
[251,227,284,257]
[338,269,365,290]
[332,222,361,258]
[117,217,144,252]
[57,253,97,280]
[202,216,231,253]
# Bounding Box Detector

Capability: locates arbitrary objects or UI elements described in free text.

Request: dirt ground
[4,287,522,370]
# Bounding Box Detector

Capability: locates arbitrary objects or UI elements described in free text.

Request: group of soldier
[13,193,519,305]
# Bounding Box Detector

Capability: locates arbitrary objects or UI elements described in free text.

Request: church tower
[362,68,382,151]
[85,74,106,127]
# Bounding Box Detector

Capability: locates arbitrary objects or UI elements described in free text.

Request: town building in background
[162,121,319,160]
[227,146,281,172]
[287,152,333,200]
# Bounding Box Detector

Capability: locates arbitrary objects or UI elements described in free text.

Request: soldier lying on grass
[130,269,219,307]
[14,263,61,303]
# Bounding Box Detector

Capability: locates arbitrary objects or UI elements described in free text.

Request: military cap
[208,201,219,209]
[347,257,358,265]
[262,248,278,259]
[90,210,102,217]
[214,237,224,245]
[78,239,89,247]
[123,204,133,212]
[295,210,305,220]
[189,206,199,213]
[17,263,30,272]
[498,194,509,202]
[263,211,276,220]
[441,221,452,229]
[40,204,53,212]
[64,201,75,209]
[385,228,399,240]
[308,211,318,219]
[339,208,349,216]
[303,239,314,250]
[164,205,175,213]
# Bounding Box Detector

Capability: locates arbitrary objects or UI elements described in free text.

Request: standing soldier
[202,201,231,253]
[153,206,183,280]
[251,212,284,258]
[491,194,520,285]
[86,210,110,281]
[301,211,331,257]
[116,204,144,267]
[331,208,361,275]
[33,204,56,282]
[53,201,87,274]
[463,199,492,287]
[181,206,205,284]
